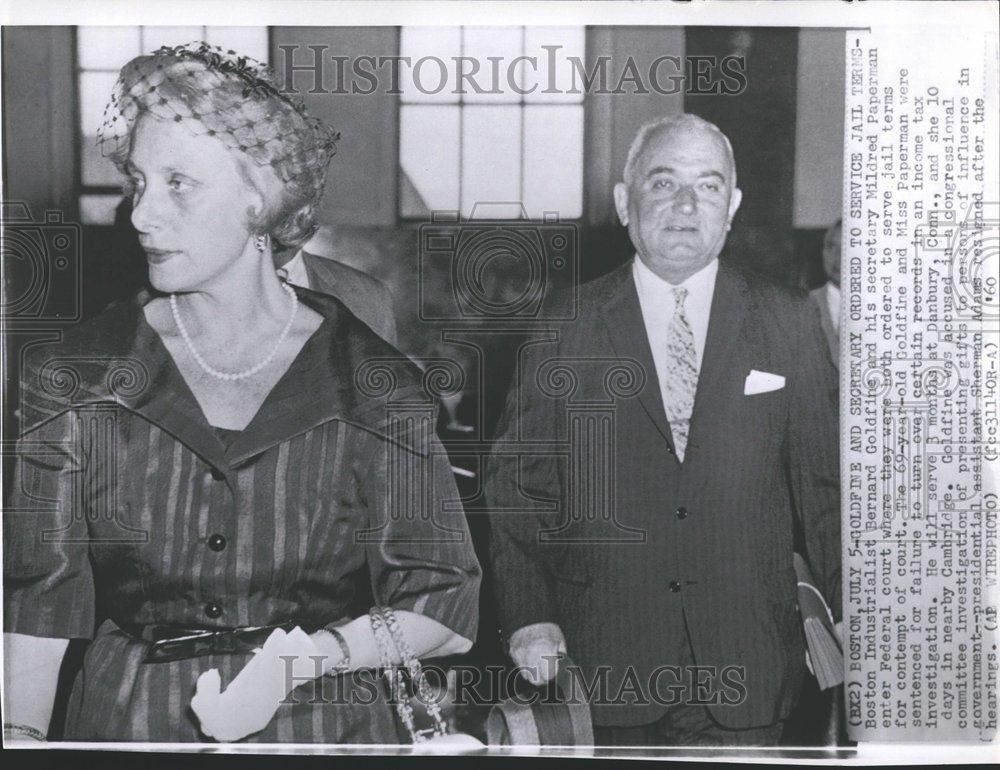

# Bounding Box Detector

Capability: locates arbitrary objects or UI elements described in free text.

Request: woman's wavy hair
[99,43,339,248]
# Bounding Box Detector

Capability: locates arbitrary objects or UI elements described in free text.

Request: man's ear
[727,186,743,224]
[613,182,630,226]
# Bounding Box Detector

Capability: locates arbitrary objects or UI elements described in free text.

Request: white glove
[191,627,321,742]
[508,622,567,685]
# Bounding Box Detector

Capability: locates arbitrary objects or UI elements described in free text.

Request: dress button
[668,580,682,593]
[204,602,223,619]
[207,533,227,552]
[675,506,688,520]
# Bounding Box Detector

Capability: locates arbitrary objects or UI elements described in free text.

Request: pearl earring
[254,234,268,253]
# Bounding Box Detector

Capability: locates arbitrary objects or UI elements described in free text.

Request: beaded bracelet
[3,723,46,742]
[321,623,351,675]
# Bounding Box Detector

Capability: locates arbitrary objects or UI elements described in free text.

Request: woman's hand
[191,626,321,742]
[190,610,471,741]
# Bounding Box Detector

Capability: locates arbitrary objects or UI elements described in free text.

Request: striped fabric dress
[4,287,481,742]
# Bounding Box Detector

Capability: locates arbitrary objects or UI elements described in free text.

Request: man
[485,114,841,746]
[809,219,842,365]
[275,225,399,347]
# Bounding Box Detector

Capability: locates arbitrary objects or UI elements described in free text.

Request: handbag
[369,606,485,752]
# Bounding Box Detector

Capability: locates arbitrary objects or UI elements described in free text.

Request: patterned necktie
[663,286,698,461]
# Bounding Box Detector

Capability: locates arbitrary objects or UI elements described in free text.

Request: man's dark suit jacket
[296,250,399,348]
[485,258,841,729]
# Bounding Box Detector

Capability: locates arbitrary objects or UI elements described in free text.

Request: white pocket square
[744,369,785,395]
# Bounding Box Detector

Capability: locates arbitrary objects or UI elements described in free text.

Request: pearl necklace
[170,282,299,381]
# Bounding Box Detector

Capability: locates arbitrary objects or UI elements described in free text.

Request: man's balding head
[623,114,737,190]
[614,113,742,284]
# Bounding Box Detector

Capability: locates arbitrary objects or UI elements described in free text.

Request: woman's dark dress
[3,286,481,742]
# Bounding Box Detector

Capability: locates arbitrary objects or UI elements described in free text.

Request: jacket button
[204,602,223,619]
[210,468,225,481]
[207,534,227,552]
[668,581,682,593]
[675,506,688,520]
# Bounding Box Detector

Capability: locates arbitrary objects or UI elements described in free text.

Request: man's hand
[508,622,567,685]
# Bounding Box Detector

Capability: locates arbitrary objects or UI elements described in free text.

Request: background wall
[2,25,847,347]
[273,27,400,227]
[794,28,846,229]
[1,26,76,219]
[687,26,799,280]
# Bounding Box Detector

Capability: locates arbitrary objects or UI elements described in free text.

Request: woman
[3,42,480,743]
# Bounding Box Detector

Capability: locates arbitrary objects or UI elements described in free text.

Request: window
[399,27,585,221]
[76,26,269,224]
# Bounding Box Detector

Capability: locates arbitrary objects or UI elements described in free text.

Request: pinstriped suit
[485,257,840,730]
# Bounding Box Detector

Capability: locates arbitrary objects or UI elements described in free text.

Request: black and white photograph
[0,1,996,764]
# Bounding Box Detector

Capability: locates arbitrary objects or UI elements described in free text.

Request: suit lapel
[684,259,751,464]
[300,250,329,293]
[599,260,677,452]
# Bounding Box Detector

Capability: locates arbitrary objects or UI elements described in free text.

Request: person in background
[809,219,841,366]
[274,224,399,348]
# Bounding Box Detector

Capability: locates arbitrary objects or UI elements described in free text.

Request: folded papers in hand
[793,553,844,690]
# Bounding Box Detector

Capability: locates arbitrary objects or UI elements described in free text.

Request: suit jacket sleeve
[787,296,842,622]
[483,336,563,637]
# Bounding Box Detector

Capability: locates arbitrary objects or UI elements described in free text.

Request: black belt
[119,621,299,663]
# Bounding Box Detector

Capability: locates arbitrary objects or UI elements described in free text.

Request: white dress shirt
[632,256,719,414]
[275,251,311,288]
